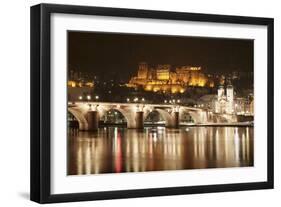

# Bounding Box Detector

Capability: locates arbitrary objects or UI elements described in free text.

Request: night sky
[68,31,253,80]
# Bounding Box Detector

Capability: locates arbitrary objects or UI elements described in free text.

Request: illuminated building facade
[137,62,149,79]
[215,85,234,114]
[127,62,214,94]
[214,85,254,115]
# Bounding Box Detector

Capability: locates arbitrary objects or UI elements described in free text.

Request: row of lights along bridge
[77,95,183,105]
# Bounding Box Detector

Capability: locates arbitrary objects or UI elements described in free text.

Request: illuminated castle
[127,62,214,94]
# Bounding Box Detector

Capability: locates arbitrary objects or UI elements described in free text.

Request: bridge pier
[135,111,144,129]
[86,111,99,131]
[136,111,144,129]
[171,111,179,128]
[166,111,179,128]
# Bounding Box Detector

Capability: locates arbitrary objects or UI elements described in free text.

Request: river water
[67,126,253,175]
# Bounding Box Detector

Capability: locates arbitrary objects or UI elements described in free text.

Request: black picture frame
[30,3,274,204]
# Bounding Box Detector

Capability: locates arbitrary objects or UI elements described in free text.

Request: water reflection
[67,127,253,175]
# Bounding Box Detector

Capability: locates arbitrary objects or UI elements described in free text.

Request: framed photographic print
[30,3,274,203]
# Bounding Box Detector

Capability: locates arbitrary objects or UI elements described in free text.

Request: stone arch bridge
[68,102,236,131]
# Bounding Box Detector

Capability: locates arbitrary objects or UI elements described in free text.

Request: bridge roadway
[68,101,236,131]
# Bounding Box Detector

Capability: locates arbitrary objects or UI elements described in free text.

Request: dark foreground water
[67,126,253,175]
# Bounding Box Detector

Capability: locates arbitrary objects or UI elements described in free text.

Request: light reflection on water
[67,127,253,175]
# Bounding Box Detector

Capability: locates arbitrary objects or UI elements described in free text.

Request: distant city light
[78,96,82,100]
[126,98,130,102]
[86,95,91,100]
[177,99,180,103]
[142,98,145,102]
[95,95,99,100]
[164,100,167,103]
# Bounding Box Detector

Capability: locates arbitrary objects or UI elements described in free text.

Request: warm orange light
[153,87,160,92]
[127,64,212,93]
[171,87,178,94]
[145,85,152,91]
[85,82,94,88]
[68,81,76,87]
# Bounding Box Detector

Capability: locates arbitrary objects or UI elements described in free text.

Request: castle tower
[156,64,171,80]
[137,62,148,79]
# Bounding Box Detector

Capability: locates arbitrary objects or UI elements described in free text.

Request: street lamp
[78,96,83,100]
[87,95,91,100]
[95,95,99,100]
[126,98,130,102]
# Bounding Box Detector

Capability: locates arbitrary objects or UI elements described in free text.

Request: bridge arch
[99,106,136,128]
[144,108,174,127]
[100,108,126,125]
[155,109,174,126]
[68,107,88,130]
[179,110,195,123]
[179,108,206,124]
